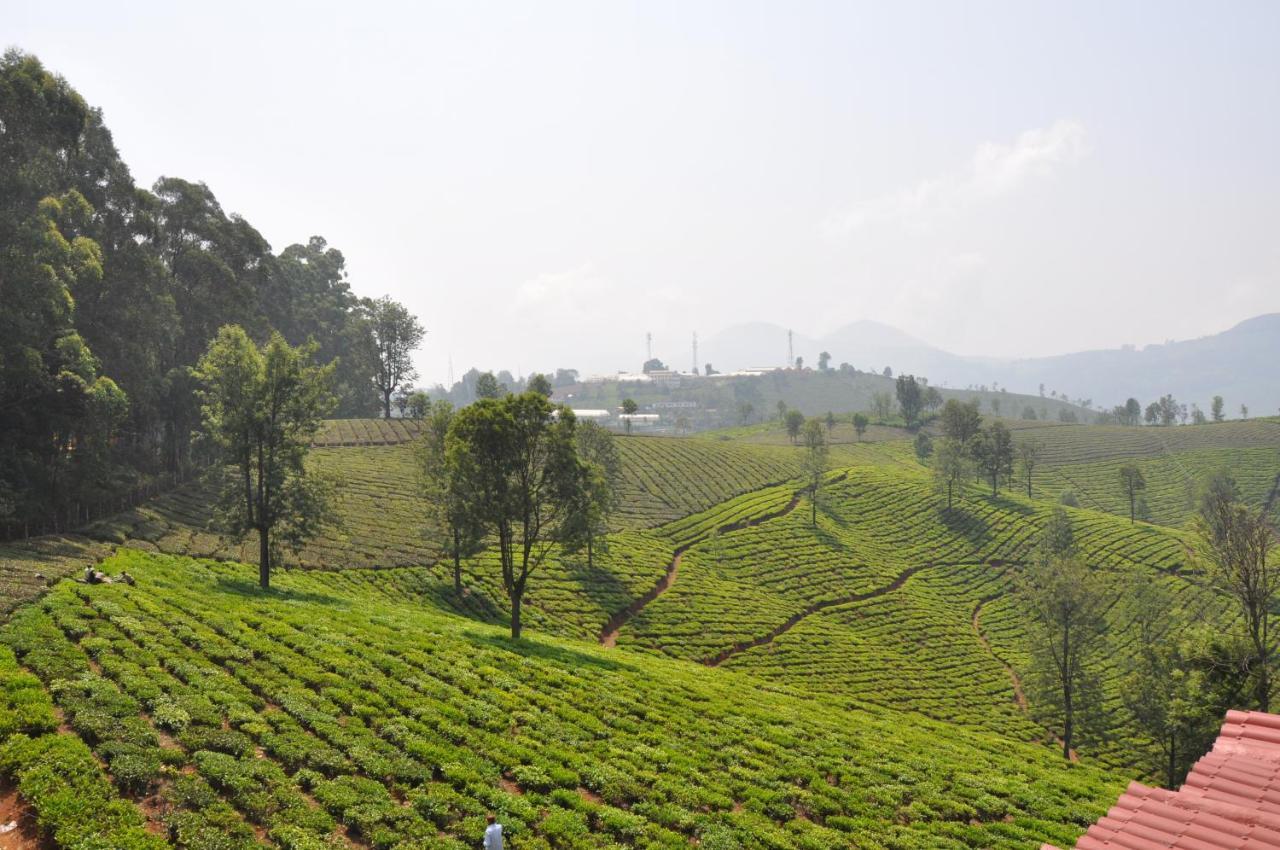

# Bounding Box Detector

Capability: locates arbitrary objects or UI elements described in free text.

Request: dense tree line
[0,51,421,536]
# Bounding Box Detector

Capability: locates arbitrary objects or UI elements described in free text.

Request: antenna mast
[787,329,794,369]
[692,331,698,375]
[646,332,652,362]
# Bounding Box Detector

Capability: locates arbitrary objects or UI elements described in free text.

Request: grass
[0,549,1127,850]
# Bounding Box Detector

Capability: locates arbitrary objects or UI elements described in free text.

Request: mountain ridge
[705,313,1280,412]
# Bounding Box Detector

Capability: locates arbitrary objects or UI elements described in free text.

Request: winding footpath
[598,472,847,647]
[970,574,1078,760]
[702,563,930,666]
[970,589,1028,710]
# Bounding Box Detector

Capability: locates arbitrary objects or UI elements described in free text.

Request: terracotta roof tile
[1057,711,1280,849]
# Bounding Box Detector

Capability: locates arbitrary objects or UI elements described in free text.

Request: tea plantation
[1,418,1277,849]
[1,550,1125,850]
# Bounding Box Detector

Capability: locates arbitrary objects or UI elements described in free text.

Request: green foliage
[0,51,415,532]
[194,326,338,586]
[1,549,1128,849]
[445,393,583,637]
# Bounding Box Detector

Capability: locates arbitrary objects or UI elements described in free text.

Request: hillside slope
[1,550,1125,849]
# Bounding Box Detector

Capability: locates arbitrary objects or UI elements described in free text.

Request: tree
[194,326,337,589]
[526,373,553,397]
[1021,405,1037,420]
[1038,505,1076,560]
[475,372,504,399]
[1017,439,1043,499]
[416,401,484,594]
[895,374,924,428]
[1190,404,1206,425]
[939,399,982,447]
[776,400,788,422]
[851,413,869,441]
[445,393,581,639]
[1211,396,1225,422]
[675,416,691,436]
[784,409,805,444]
[932,439,968,510]
[366,295,425,419]
[794,355,804,370]
[704,363,717,376]
[924,386,944,413]
[1118,464,1146,524]
[971,421,1014,496]
[737,402,755,425]
[400,390,427,420]
[563,421,621,569]
[1195,491,1278,711]
[552,368,579,387]
[642,358,667,373]
[1021,552,1106,759]
[870,391,894,422]
[801,419,829,527]
[1144,402,1160,426]
[818,351,831,371]
[620,398,638,434]
[266,236,380,417]
[824,411,836,435]
[882,366,893,378]
[1241,404,1249,420]
[1121,581,1226,788]
[394,385,413,418]
[913,432,933,463]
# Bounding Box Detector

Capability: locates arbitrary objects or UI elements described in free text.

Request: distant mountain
[705,314,1280,413]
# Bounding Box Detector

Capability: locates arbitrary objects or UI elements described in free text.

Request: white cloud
[823,119,1089,237]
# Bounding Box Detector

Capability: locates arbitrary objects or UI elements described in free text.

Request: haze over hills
[705,313,1280,412]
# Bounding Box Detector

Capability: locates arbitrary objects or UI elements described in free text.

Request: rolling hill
[0,417,1277,849]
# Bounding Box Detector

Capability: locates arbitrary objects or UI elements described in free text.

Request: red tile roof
[1045,711,1280,849]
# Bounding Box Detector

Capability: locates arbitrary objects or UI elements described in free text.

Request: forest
[0,51,422,538]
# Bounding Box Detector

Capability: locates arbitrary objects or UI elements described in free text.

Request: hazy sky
[9,1,1280,384]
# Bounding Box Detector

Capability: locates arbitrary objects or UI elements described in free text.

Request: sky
[8,0,1280,384]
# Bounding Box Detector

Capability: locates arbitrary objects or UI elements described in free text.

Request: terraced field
[81,434,807,575]
[1011,419,1280,526]
[601,467,1212,772]
[0,550,1126,850]
[1,417,1272,849]
[313,418,424,446]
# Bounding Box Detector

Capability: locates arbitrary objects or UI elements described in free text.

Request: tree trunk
[1026,474,1032,499]
[382,391,392,419]
[1129,490,1135,523]
[510,592,522,640]
[1258,647,1270,712]
[258,526,271,590]
[811,488,817,527]
[1167,741,1176,789]
[452,528,463,594]
[1062,624,1073,759]
[587,532,594,569]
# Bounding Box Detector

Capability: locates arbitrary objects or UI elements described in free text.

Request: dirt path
[0,778,50,850]
[701,562,931,666]
[970,593,1027,710]
[599,551,685,648]
[598,472,849,647]
[970,581,1078,761]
